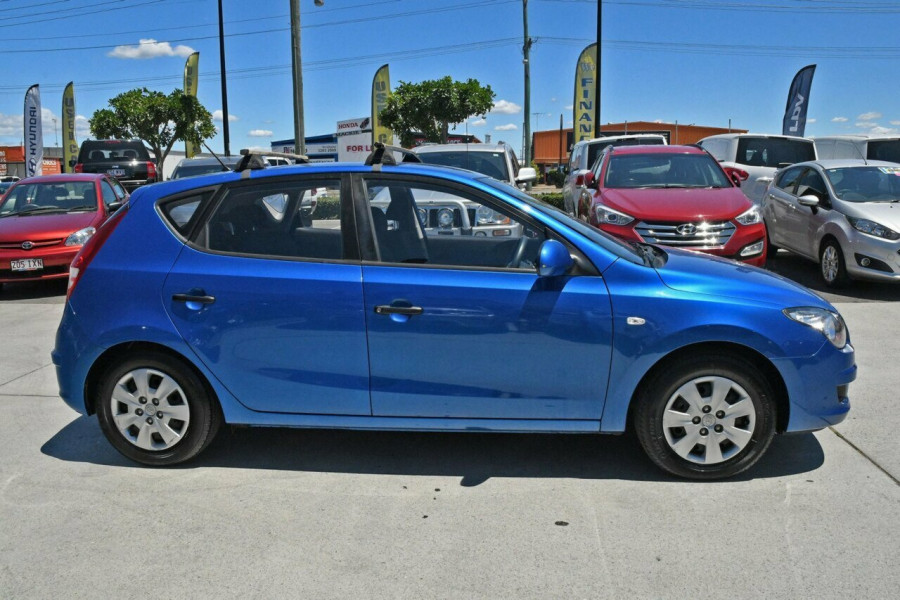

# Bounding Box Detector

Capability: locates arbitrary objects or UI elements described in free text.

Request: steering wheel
[507,235,529,268]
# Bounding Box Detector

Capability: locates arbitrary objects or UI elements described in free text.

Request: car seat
[89,150,105,161]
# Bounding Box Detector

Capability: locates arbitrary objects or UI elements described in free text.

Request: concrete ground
[1,268,897,599]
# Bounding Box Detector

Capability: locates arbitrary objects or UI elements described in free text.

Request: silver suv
[698,133,816,206]
[413,142,536,188]
[562,134,667,214]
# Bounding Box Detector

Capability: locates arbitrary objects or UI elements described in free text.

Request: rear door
[765,165,805,251]
[162,175,373,415]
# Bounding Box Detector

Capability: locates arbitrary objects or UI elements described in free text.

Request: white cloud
[0,112,20,137]
[212,110,239,122]
[855,121,877,129]
[891,120,900,126]
[653,119,663,123]
[75,115,91,137]
[108,39,195,59]
[831,117,848,123]
[807,118,816,124]
[491,100,521,115]
[248,129,273,137]
[494,124,518,131]
[469,118,486,127]
[564,105,573,111]
[550,97,557,103]
[857,112,882,121]
[868,126,900,135]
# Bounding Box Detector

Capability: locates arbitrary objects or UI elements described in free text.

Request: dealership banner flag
[183,51,200,158]
[573,43,598,145]
[782,64,816,137]
[62,82,77,173]
[371,64,393,146]
[24,84,43,177]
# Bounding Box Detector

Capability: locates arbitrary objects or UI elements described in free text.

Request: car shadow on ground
[766,250,900,303]
[42,416,825,485]
[0,280,67,302]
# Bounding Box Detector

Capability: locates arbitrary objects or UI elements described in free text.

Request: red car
[0,174,128,287]
[577,145,767,267]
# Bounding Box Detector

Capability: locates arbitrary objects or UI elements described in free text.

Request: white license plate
[108,169,126,177]
[11,258,43,271]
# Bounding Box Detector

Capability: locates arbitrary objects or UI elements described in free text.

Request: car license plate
[11,258,43,271]
[108,168,126,177]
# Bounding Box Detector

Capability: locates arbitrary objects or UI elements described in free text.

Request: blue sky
[1,0,898,157]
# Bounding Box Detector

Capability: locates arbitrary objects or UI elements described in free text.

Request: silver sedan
[763,159,900,286]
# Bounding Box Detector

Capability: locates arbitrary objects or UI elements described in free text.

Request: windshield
[172,163,233,179]
[587,138,664,170]
[477,177,643,262]
[735,137,815,168]
[0,181,98,215]
[825,166,900,202]
[867,140,900,162]
[605,153,730,189]
[416,150,510,181]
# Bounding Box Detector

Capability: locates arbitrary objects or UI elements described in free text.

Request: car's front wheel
[634,353,777,480]
[820,239,850,287]
[96,352,221,466]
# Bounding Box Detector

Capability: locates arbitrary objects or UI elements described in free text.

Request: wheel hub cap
[110,368,190,451]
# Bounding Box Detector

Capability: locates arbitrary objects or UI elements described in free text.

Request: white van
[813,135,900,163]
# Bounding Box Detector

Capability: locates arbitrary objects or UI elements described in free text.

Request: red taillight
[733,168,749,181]
[575,174,585,186]
[74,163,84,173]
[146,161,157,180]
[67,206,128,300]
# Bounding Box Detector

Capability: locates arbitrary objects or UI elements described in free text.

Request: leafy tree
[380,76,496,147]
[90,87,216,166]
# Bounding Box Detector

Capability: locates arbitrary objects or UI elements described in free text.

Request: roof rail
[235,148,310,173]
[364,143,423,168]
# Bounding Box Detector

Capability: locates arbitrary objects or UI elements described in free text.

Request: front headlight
[783,307,848,348]
[475,205,510,226]
[846,216,900,240]
[65,226,96,247]
[594,204,634,226]
[735,205,762,225]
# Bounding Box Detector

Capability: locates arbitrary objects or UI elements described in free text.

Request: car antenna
[200,140,230,170]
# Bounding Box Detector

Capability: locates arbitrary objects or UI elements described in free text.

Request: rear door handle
[374,305,423,316]
[172,293,216,305]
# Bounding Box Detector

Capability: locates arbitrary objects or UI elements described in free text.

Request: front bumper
[842,229,900,283]
[0,246,78,283]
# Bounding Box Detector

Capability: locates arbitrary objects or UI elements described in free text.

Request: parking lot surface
[1,268,898,598]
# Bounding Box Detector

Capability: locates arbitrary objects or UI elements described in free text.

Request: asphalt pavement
[1,267,897,598]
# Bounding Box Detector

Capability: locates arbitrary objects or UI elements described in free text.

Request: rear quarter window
[78,141,151,162]
[158,189,216,237]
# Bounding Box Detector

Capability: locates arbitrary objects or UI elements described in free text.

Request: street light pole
[522,0,532,170]
[218,0,230,156]
[290,1,324,156]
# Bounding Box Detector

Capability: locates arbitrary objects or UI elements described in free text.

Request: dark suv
[74,140,158,191]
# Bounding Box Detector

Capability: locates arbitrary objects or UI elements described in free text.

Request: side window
[507,147,520,178]
[775,166,805,194]
[364,179,545,270]
[100,181,118,206]
[203,180,343,260]
[796,170,829,204]
[160,191,215,236]
[111,179,128,200]
[569,145,581,171]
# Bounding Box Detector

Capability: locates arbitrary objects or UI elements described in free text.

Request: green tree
[379,76,495,147]
[89,87,216,166]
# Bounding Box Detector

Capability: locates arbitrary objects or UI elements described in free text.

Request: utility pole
[217,0,230,156]
[290,0,305,156]
[522,0,532,169]
[595,0,601,137]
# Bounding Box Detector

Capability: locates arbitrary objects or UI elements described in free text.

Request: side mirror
[583,171,596,188]
[107,202,123,213]
[798,195,820,208]
[516,167,537,183]
[537,239,574,277]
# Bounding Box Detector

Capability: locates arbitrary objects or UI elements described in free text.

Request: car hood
[0,211,99,241]
[841,201,900,230]
[600,187,751,221]
[655,246,831,309]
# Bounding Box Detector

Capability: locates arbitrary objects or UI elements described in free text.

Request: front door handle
[374,305,423,316]
[172,292,216,307]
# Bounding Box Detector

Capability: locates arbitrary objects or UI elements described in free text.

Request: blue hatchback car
[52,151,855,479]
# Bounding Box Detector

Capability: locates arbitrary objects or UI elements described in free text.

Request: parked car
[563,134,668,214]
[0,174,128,287]
[413,142,536,188]
[763,159,900,286]
[577,145,767,266]
[813,135,900,163]
[52,153,854,479]
[171,156,241,180]
[74,139,158,191]
[698,133,816,206]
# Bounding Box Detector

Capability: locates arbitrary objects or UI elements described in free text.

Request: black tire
[765,223,779,256]
[819,239,850,288]
[96,351,221,466]
[634,353,777,480]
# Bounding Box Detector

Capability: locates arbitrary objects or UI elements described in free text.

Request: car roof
[798,159,900,169]
[413,143,508,154]
[175,156,241,167]
[701,133,814,142]
[609,144,705,156]
[576,134,666,146]
[13,173,105,184]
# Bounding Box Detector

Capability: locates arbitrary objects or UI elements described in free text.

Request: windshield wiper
[16,206,67,215]
[66,205,97,211]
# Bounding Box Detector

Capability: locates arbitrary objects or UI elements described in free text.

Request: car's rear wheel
[634,353,777,480]
[96,352,221,466]
[820,239,849,287]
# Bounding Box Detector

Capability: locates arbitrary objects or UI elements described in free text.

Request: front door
[358,174,613,421]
